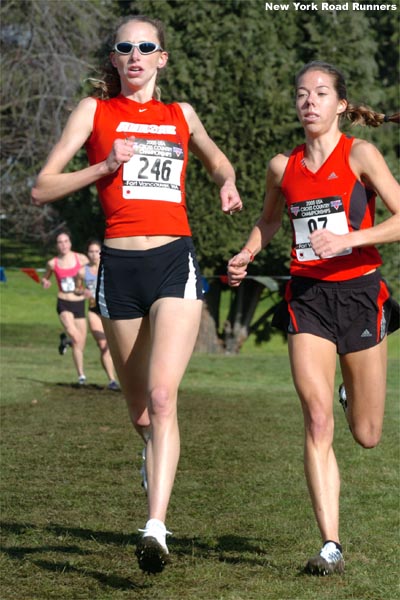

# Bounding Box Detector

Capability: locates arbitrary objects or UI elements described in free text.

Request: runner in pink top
[41,229,89,384]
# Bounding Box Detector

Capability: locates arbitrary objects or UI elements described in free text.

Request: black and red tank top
[281,134,382,281]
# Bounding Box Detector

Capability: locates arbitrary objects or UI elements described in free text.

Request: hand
[42,278,51,289]
[105,136,136,173]
[220,180,243,215]
[309,229,349,259]
[227,250,251,287]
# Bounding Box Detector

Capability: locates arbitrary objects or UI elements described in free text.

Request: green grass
[1,272,399,599]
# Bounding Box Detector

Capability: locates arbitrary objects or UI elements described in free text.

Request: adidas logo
[360,329,373,338]
[327,172,339,180]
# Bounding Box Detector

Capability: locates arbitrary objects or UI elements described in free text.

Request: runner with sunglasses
[32,15,242,574]
[227,61,399,576]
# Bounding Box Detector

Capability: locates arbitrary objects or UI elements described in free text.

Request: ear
[110,52,118,68]
[157,51,169,70]
[337,99,347,115]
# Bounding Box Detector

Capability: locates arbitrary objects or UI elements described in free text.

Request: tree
[0,0,113,244]
[1,0,398,297]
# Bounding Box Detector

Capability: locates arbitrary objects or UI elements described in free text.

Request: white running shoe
[338,384,347,412]
[78,375,87,385]
[136,519,171,574]
[306,541,345,575]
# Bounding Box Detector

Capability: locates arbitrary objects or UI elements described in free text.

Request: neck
[304,130,342,158]
[120,80,157,104]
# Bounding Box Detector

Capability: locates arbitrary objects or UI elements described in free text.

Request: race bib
[86,280,96,299]
[290,196,352,261]
[60,276,76,292]
[122,139,184,202]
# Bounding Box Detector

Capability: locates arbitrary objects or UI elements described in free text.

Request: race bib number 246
[122,138,184,203]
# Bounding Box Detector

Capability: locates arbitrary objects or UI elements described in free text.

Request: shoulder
[74,96,98,117]
[175,102,203,135]
[77,253,89,265]
[65,97,98,128]
[350,137,385,175]
[176,102,195,120]
[350,137,380,159]
[268,152,290,183]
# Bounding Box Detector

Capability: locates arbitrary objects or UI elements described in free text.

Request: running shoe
[136,519,171,574]
[140,447,148,493]
[58,333,69,355]
[305,541,345,575]
[107,380,120,391]
[78,375,87,385]
[338,384,347,412]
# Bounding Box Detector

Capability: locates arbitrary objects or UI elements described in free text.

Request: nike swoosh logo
[139,108,147,112]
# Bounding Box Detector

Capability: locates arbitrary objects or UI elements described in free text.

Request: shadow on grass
[170,533,272,568]
[0,521,146,591]
[33,560,144,591]
[16,377,122,393]
[1,521,272,578]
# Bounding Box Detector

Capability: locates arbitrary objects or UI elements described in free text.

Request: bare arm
[228,154,288,287]
[31,97,135,205]
[179,102,242,214]
[41,260,54,289]
[310,139,400,259]
[74,266,85,295]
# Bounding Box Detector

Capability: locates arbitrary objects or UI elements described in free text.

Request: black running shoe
[136,536,170,574]
[305,542,345,576]
[58,333,68,355]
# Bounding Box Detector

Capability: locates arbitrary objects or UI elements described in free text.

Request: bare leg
[146,297,202,522]
[88,311,116,382]
[59,312,87,378]
[288,334,340,543]
[102,298,202,573]
[339,338,387,448]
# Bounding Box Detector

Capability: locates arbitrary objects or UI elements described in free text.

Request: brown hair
[91,15,166,100]
[295,61,399,127]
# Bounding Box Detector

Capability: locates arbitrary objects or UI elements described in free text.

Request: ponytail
[345,103,399,128]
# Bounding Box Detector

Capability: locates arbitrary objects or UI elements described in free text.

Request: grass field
[1,270,399,600]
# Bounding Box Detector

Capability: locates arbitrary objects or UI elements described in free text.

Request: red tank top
[53,253,81,292]
[281,134,382,281]
[85,96,191,239]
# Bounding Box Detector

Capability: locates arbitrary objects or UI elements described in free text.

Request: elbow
[31,186,44,206]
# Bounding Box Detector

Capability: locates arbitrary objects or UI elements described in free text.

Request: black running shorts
[97,237,204,320]
[273,270,395,355]
[56,298,86,319]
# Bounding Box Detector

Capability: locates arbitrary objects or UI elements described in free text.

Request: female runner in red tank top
[32,15,242,574]
[228,61,399,576]
[42,229,89,384]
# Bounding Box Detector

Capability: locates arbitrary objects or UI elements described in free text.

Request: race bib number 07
[122,138,184,203]
[290,196,352,261]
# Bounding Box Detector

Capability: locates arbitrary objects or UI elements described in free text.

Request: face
[56,234,71,255]
[87,244,101,263]
[111,21,168,93]
[295,70,347,132]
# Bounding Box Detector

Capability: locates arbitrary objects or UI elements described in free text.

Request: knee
[128,403,150,430]
[98,341,108,355]
[149,385,175,419]
[350,422,382,449]
[304,407,334,444]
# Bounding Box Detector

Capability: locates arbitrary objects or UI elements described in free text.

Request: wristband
[242,247,254,262]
